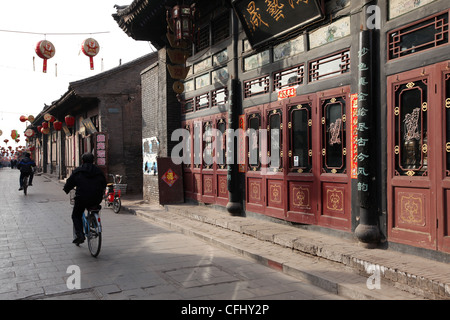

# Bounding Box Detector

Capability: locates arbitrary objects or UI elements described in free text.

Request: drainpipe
[226,9,242,215]
[355,1,381,248]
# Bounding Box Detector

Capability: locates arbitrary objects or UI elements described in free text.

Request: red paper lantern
[53,121,62,131]
[81,38,100,70]
[35,40,56,73]
[41,127,50,135]
[65,115,75,128]
[44,113,55,122]
[42,122,49,129]
[37,126,42,133]
[167,4,195,44]
[20,115,28,122]
[25,129,35,138]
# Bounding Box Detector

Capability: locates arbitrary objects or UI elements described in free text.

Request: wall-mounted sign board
[232,0,324,48]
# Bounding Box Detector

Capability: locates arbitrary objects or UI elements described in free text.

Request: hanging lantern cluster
[166,4,195,95]
[36,113,68,135]
[35,38,100,73]
[19,115,35,123]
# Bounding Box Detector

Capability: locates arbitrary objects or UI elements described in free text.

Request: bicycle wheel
[87,213,102,257]
[112,197,121,213]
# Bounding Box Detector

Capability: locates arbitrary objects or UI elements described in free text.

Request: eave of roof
[112,0,174,49]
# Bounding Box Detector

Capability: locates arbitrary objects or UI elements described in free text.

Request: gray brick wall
[141,48,183,203]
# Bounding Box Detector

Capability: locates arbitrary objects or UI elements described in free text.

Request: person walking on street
[63,152,106,244]
[17,153,36,191]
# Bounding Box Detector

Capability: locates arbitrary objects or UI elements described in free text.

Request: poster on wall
[232,0,324,48]
[143,137,159,176]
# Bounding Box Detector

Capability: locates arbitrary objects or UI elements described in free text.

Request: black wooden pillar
[226,10,242,215]
[354,9,381,247]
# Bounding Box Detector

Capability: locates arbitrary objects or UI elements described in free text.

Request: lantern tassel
[90,57,94,70]
[43,59,47,73]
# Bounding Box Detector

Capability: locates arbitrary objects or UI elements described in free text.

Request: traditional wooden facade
[114,0,450,258]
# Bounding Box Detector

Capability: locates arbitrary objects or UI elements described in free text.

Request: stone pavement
[0,168,347,301]
[121,198,450,300]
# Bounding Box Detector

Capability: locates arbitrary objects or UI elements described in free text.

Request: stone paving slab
[122,200,450,300]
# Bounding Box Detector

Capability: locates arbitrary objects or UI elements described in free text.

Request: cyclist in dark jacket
[17,153,36,191]
[63,152,107,244]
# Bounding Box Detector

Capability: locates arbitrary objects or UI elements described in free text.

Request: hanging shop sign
[82,118,98,135]
[232,0,324,48]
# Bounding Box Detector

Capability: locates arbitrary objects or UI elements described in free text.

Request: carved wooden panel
[217,174,228,199]
[289,182,312,213]
[322,184,345,216]
[247,178,263,205]
[267,180,283,209]
[394,188,430,233]
[202,175,214,196]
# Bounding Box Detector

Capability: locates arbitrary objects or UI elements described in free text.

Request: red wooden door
[387,65,437,250]
[285,94,318,225]
[245,105,266,214]
[316,87,351,231]
[436,61,450,253]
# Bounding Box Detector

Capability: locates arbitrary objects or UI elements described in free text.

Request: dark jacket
[17,157,36,174]
[63,163,107,205]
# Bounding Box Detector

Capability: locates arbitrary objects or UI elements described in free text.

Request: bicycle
[104,174,122,213]
[70,190,102,257]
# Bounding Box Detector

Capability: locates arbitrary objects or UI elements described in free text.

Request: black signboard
[232,0,323,48]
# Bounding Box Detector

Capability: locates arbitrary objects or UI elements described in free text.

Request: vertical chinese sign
[95,133,107,168]
[350,94,358,179]
[239,114,246,173]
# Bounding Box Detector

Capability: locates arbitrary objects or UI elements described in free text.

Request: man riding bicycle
[17,153,36,191]
[63,152,106,244]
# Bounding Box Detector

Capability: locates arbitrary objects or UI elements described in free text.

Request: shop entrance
[244,87,352,232]
[387,61,450,253]
[183,113,229,207]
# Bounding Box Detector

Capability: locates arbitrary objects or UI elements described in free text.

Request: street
[0,168,344,301]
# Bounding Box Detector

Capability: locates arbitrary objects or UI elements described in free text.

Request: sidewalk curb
[121,201,449,300]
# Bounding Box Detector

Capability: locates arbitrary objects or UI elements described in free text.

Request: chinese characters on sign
[350,94,358,179]
[357,30,372,207]
[233,0,323,47]
[95,133,107,167]
[277,86,297,100]
[162,169,179,187]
